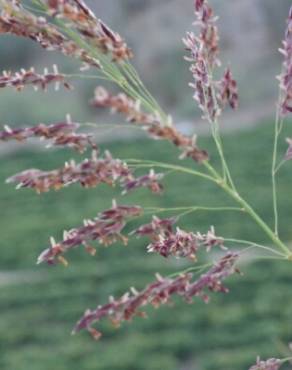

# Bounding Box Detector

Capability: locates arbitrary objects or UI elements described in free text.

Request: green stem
[204,65,236,190]
[280,356,292,364]
[121,62,167,121]
[126,159,215,182]
[272,108,281,235]
[275,158,287,174]
[203,161,291,256]
[225,238,285,257]
[145,206,243,214]
[81,122,144,131]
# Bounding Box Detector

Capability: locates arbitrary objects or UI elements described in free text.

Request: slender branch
[126,159,215,182]
[280,357,292,364]
[81,122,144,131]
[145,206,243,214]
[275,158,287,174]
[272,103,283,236]
[204,65,236,190]
[225,238,286,257]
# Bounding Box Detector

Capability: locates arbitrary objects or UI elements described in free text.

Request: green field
[1,122,292,370]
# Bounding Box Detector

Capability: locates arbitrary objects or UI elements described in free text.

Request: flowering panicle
[0,65,72,91]
[0,1,100,69]
[6,149,165,194]
[195,225,225,251]
[132,218,224,260]
[147,227,199,260]
[122,170,164,195]
[249,358,282,370]
[0,117,95,153]
[37,200,142,265]
[91,87,159,125]
[193,0,220,67]
[185,252,239,302]
[44,0,132,62]
[73,252,239,340]
[183,0,238,120]
[218,68,239,110]
[148,226,225,260]
[131,216,176,239]
[92,87,209,163]
[6,150,132,193]
[279,6,292,115]
[183,31,216,119]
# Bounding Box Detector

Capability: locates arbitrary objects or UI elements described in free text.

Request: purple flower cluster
[0,65,72,91]
[249,358,282,370]
[6,150,131,193]
[279,6,292,115]
[0,118,94,153]
[0,1,100,69]
[183,0,238,120]
[132,217,224,260]
[37,201,142,265]
[122,170,164,195]
[6,149,165,195]
[218,68,239,110]
[73,252,239,340]
[147,227,199,260]
[45,0,132,62]
[193,0,220,67]
[91,86,161,125]
[131,216,177,240]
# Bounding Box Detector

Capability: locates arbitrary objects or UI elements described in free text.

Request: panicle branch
[0,116,95,152]
[91,86,209,163]
[218,68,239,110]
[183,0,239,120]
[248,357,282,370]
[44,0,133,62]
[6,149,165,194]
[0,0,101,69]
[278,6,292,116]
[132,216,224,260]
[73,252,239,340]
[6,150,132,192]
[37,200,142,265]
[122,169,164,195]
[0,64,72,91]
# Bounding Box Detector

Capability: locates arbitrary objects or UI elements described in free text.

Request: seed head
[278,6,292,115]
[37,201,143,265]
[249,357,282,370]
[73,252,239,340]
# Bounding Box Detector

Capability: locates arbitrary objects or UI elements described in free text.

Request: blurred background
[1,1,292,370]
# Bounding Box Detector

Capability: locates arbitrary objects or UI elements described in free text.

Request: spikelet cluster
[183,0,239,120]
[249,358,282,370]
[0,65,72,91]
[73,252,239,340]
[0,116,94,153]
[37,201,142,265]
